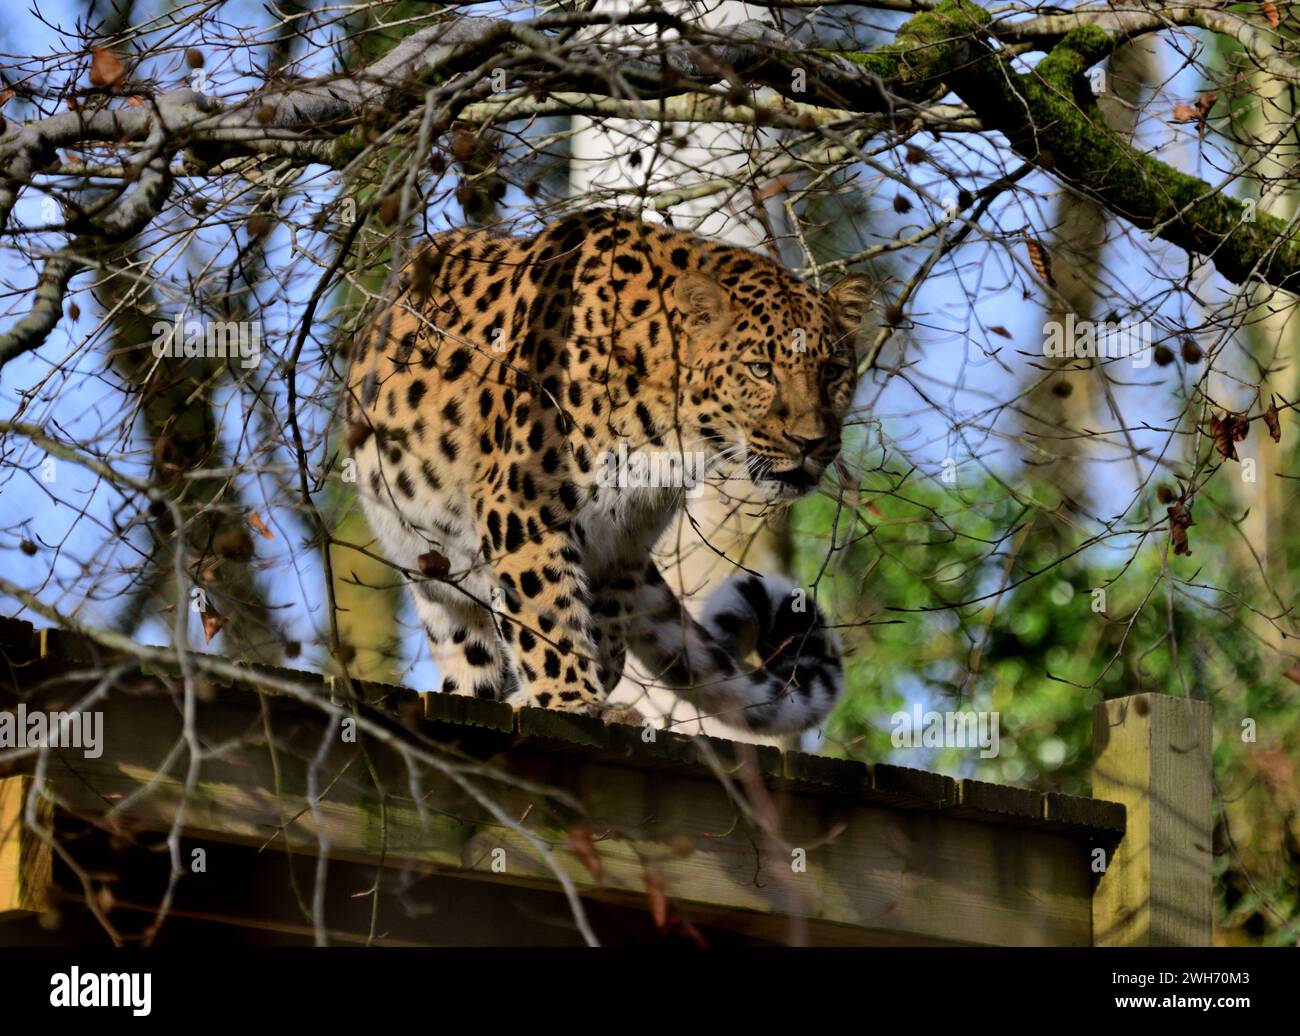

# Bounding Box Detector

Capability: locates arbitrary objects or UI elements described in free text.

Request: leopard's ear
[827,274,876,339]
[674,270,730,334]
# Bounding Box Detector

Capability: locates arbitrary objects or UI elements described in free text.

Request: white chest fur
[577,482,679,578]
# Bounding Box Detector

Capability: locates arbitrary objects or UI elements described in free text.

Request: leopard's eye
[746,361,773,381]
[823,361,850,383]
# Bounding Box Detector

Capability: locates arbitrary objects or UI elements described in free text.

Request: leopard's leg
[409,578,518,700]
[473,498,607,714]
[589,578,630,695]
[588,574,651,725]
[356,467,517,701]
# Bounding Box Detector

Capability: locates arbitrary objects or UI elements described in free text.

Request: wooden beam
[0,617,1134,947]
[1092,693,1213,946]
[20,691,1100,946]
[0,776,52,918]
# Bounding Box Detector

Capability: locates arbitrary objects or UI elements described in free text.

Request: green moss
[834,48,901,80]
[985,32,1300,284]
[828,0,991,92]
[826,3,1300,287]
[901,0,992,39]
[331,127,369,169]
[1048,24,1114,72]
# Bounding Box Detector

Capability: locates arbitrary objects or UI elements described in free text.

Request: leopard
[344,208,874,733]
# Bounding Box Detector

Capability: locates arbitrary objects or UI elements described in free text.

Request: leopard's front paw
[599,703,646,727]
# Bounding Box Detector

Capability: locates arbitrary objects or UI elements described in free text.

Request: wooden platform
[0,616,1211,946]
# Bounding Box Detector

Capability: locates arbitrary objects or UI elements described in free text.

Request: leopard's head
[661,261,875,504]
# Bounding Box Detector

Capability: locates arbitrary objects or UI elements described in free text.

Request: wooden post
[0,776,52,918]
[1092,693,1212,946]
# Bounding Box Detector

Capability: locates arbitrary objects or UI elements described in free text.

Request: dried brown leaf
[754,174,796,203]
[643,873,670,930]
[200,601,226,642]
[215,527,255,562]
[378,194,401,225]
[344,422,373,450]
[1022,231,1055,288]
[1263,400,1282,443]
[1209,413,1244,461]
[566,828,603,883]
[248,510,275,539]
[1167,500,1194,557]
[676,916,709,946]
[417,549,450,580]
[1196,91,1216,137]
[89,48,127,90]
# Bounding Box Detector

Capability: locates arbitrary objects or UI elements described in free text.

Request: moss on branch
[830,0,991,91]
[832,2,1300,289]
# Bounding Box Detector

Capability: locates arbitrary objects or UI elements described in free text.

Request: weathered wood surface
[1092,693,1213,946]
[0,616,1127,945]
[0,776,51,917]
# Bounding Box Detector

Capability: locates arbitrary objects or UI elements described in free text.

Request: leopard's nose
[782,429,828,457]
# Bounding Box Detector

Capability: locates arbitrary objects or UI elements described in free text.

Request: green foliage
[790,432,1300,944]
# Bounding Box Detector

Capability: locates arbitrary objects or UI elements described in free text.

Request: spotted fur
[344,209,873,733]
